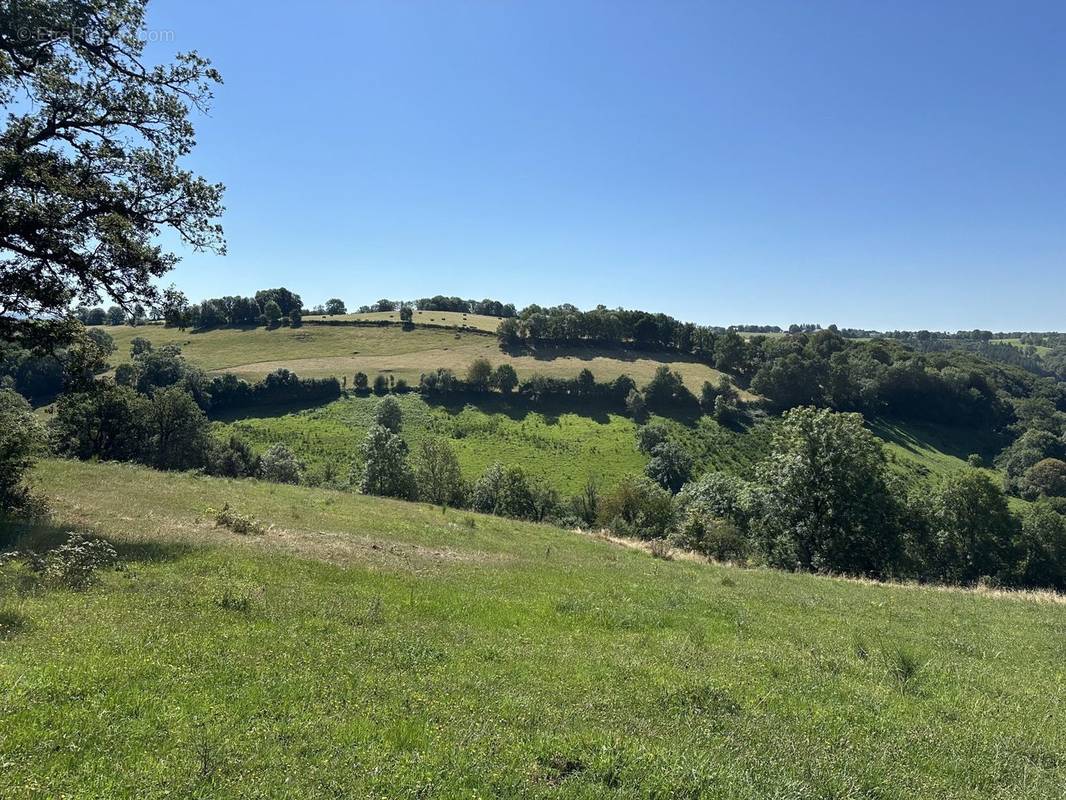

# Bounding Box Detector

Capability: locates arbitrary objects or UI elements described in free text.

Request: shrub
[670,507,748,562]
[0,388,44,505]
[966,453,985,469]
[598,474,674,540]
[41,533,118,590]
[635,422,669,455]
[214,503,265,535]
[206,435,260,478]
[354,372,369,392]
[372,374,389,395]
[259,443,302,484]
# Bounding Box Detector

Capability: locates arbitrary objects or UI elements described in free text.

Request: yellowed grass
[303,309,502,332]
[93,323,749,394]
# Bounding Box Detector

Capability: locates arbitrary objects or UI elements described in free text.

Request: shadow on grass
[870,417,1004,462]
[0,518,195,565]
[209,396,338,422]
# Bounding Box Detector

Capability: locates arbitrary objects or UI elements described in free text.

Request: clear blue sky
[146,0,1065,331]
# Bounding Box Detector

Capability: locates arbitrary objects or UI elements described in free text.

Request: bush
[966,453,985,468]
[353,372,368,392]
[598,474,674,540]
[214,503,265,535]
[41,533,118,590]
[206,436,260,478]
[670,507,748,562]
[372,374,389,395]
[0,388,44,505]
[259,443,302,484]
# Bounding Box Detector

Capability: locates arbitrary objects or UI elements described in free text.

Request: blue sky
[146,0,1065,330]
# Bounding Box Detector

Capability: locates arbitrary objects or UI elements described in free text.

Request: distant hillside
[93,323,747,395]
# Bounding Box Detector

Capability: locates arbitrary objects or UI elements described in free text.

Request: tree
[130,337,153,359]
[467,358,493,391]
[625,388,647,420]
[635,422,669,454]
[644,441,693,493]
[1024,458,1066,498]
[496,317,520,346]
[492,364,518,395]
[259,443,302,484]
[85,307,108,326]
[755,407,901,575]
[161,286,191,329]
[1015,501,1066,590]
[415,438,464,506]
[49,383,148,462]
[399,305,413,323]
[372,374,389,395]
[643,366,686,409]
[107,306,127,326]
[262,300,283,327]
[353,372,369,392]
[929,470,1017,584]
[289,308,302,328]
[255,288,302,316]
[325,298,347,315]
[372,299,396,312]
[360,424,414,499]
[375,396,403,433]
[576,368,595,396]
[0,0,224,344]
[146,387,211,470]
[0,388,43,506]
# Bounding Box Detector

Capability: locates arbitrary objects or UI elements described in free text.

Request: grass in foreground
[1,459,1063,798]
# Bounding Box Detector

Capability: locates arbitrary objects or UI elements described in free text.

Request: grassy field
[217,394,777,494]
[93,323,745,394]
[1,459,1063,798]
[303,309,503,332]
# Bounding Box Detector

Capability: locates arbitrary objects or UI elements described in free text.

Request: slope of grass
[219,393,647,493]
[93,323,742,392]
[1,459,1063,799]
[217,394,781,493]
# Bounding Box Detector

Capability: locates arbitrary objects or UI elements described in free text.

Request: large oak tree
[0,0,224,345]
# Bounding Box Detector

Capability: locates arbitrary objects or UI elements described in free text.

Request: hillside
[94,322,745,393]
[2,459,1063,799]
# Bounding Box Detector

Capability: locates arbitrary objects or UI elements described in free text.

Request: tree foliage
[0,0,224,343]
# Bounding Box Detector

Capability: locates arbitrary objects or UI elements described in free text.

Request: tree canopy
[0,0,225,344]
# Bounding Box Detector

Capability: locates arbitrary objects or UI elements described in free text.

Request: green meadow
[1,459,1063,799]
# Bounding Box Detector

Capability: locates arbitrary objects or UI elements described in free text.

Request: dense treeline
[414,296,517,316]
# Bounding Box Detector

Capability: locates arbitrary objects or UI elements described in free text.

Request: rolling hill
[94,322,746,394]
